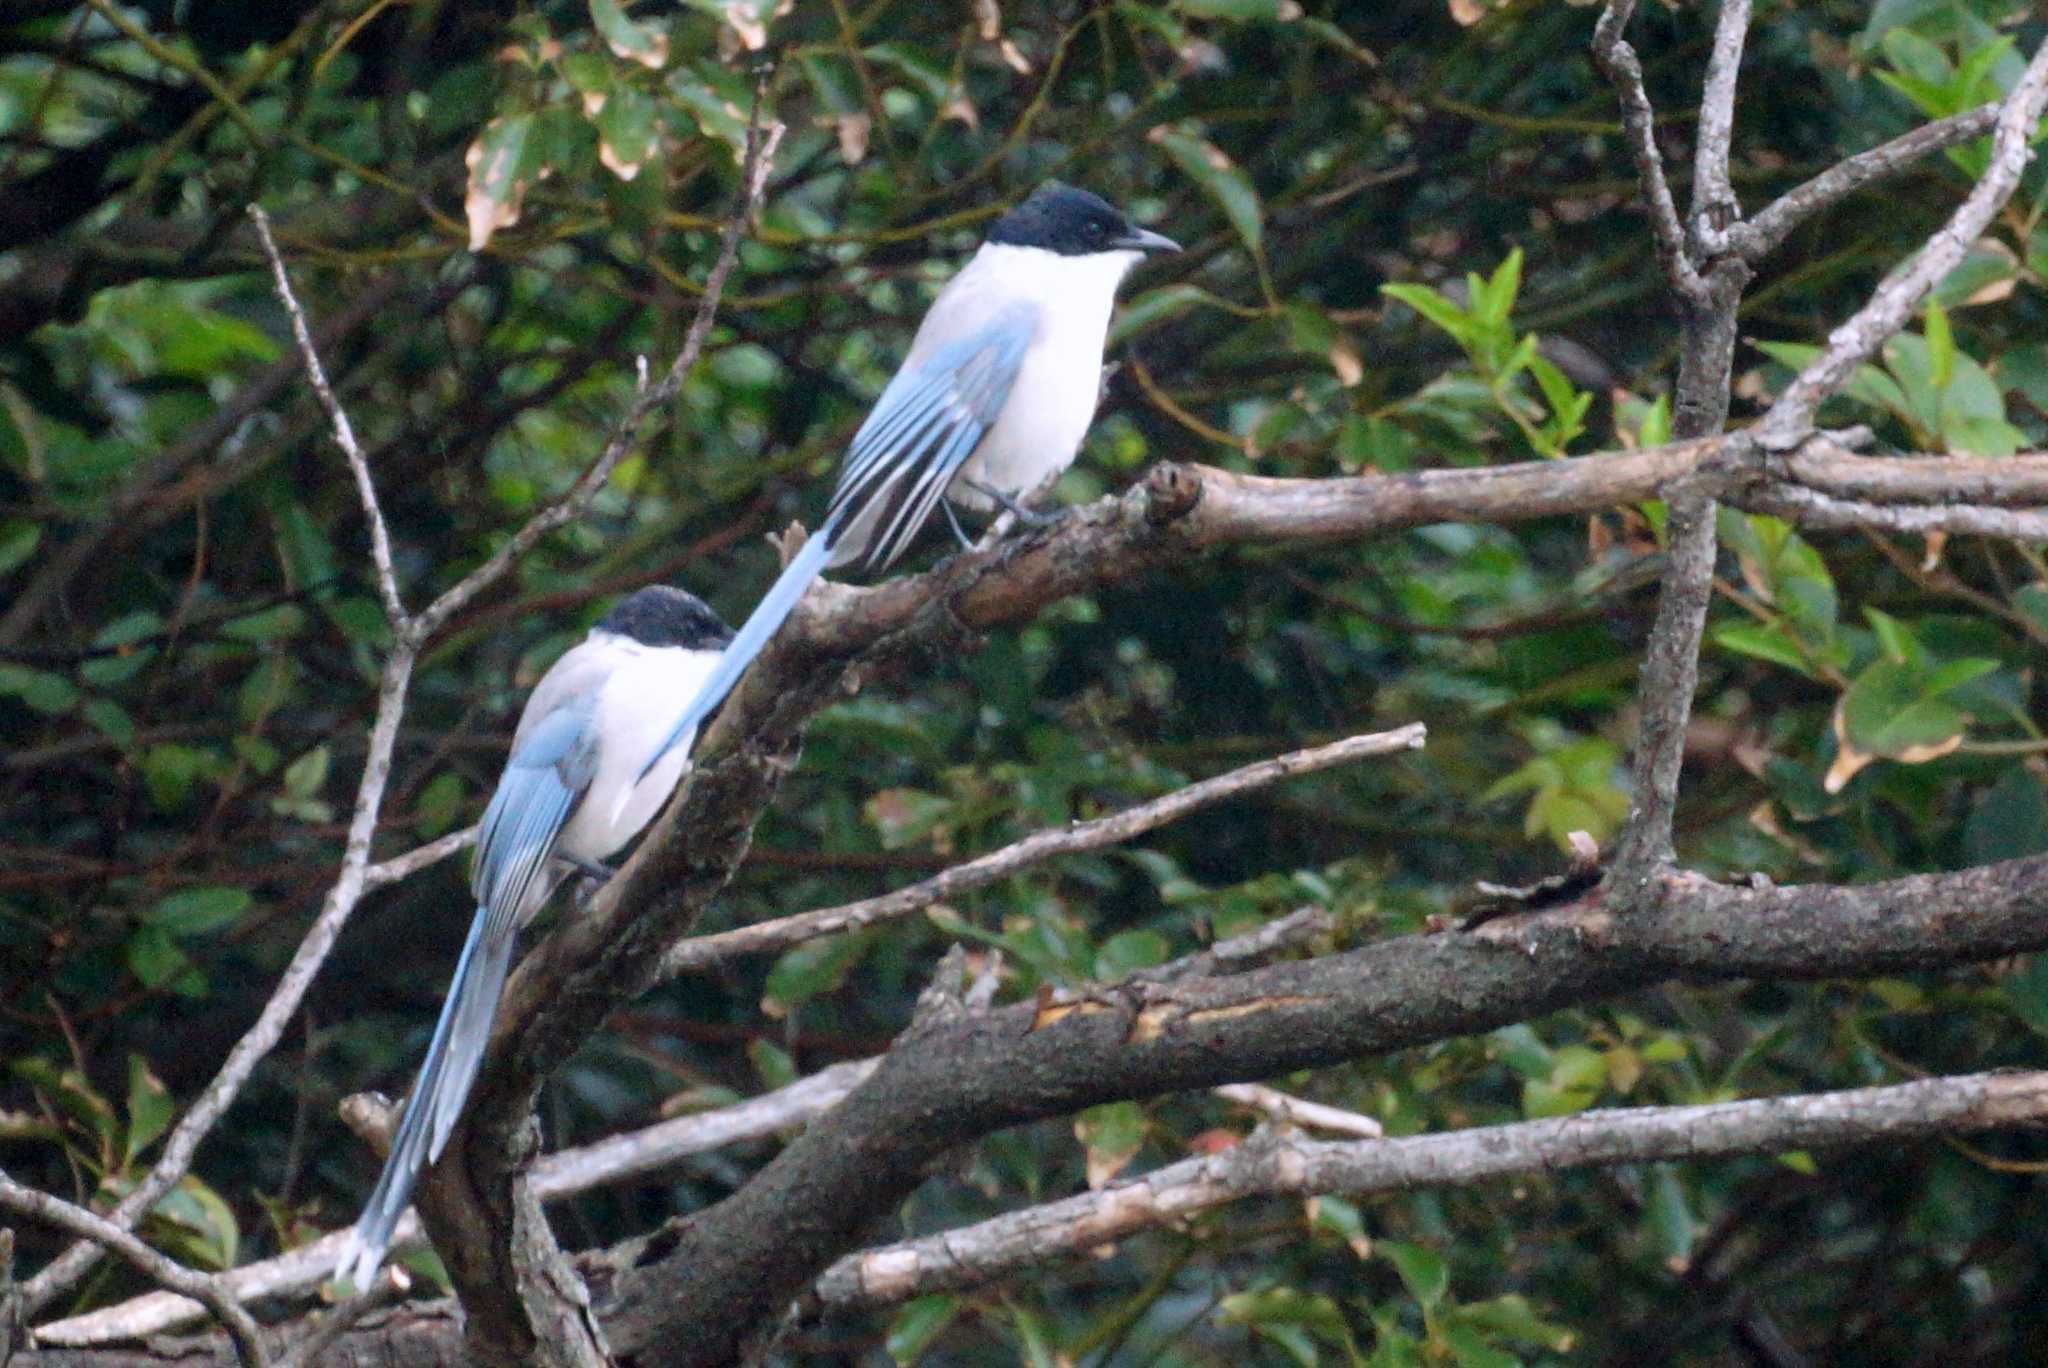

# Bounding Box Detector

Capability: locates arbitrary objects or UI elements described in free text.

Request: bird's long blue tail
[334,905,518,1290]
[637,523,839,779]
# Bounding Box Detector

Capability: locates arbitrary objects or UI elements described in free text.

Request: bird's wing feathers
[471,691,598,932]
[825,300,1038,576]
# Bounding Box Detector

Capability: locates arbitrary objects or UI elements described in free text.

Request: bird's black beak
[1114,226,1182,254]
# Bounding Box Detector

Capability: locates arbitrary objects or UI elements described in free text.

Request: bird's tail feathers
[334,907,518,1291]
[636,522,840,780]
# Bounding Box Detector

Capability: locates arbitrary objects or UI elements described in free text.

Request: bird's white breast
[555,638,721,861]
[943,243,1140,508]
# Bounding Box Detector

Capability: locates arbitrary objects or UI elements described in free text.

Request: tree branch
[31,1060,879,1348]
[659,724,1425,978]
[0,1171,268,1367]
[599,855,2048,1367]
[1590,0,1707,302]
[23,858,2048,1364]
[248,204,405,628]
[1688,0,1749,247]
[1758,38,2048,447]
[1598,0,1754,889]
[405,97,784,647]
[1739,102,2001,261]
[803,1071,2048,1315]
[402,86,784,1366]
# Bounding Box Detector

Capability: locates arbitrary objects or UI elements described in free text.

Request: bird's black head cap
[599,586,733,651]
[986,183,1180,257]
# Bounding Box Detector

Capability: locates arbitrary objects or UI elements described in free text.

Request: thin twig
[32,1059,880,1347]
[362,824,476,889]
[658,724,1425,978]
[1740,485,2048,541]
[1212,1084,1384,1138]
[249,204,406,629]
[1740,103,2001,261]
[273,1271,406,1368]
[21,644,421,1317]
[805,1071,2048,1314]
[409,89,785,644]
[0,1168,270,1366]
[1590,0,1707,301]
[1758,38,2048,447]
[19,69,785,1327]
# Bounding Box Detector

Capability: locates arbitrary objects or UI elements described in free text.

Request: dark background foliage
[5,0,2048,1361]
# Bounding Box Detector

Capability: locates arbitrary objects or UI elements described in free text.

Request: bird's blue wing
[335,697,600,1289]
[826,301,1038,576]
[471,703,598,936]
[632,302,1038,784]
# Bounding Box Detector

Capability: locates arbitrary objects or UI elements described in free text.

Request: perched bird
[335,586,732,1290]
[636,182,1179,778]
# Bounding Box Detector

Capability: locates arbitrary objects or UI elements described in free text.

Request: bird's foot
[563,855,614,883]
[963,480,1058,528]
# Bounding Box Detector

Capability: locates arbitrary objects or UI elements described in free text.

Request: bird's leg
[963,479,1058,528]
[941,498,976,551]
[562,855,614,883]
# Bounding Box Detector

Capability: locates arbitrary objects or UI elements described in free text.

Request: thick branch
[659,724,1425,978]
[808,1071,2048,1314]
[601,854,2048,1366]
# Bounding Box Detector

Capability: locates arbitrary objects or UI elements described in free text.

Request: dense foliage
[5,0,2048,1361]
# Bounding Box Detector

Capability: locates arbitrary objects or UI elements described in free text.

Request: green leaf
[1645,1165,1697,1265]
[762,933,867,1014]
[124,1055,174,1166]
[143,744,214,812]
[1968,767,2048,864]
[81,697,133,745]
[1836,659,1979,761]
[282,745,330,800]
[1094,928,1170,980]
[0,519,39,577]
[153,887,251,937]
[1457,1295,1576,1353]
[465,113,538,252]
[1380,1240,1449,1309]
[0,663,78,714]
[1381,283,1473,347]
[590,0,669,67]
[415,772,466,836]
[1438,1321,1521,1368]
[1075,1101,1145,1186]
[1179,0,1284,18]
[126,925,193,989]
[1712,622,1815,675]
[596,85,658,179]
[220,604,307,643]
[2001,952,2048,1039]
[747,1038,796,1090]
[148,1175,240,1269]
[887,1294,961,1364]
[1151,126,1263,255]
